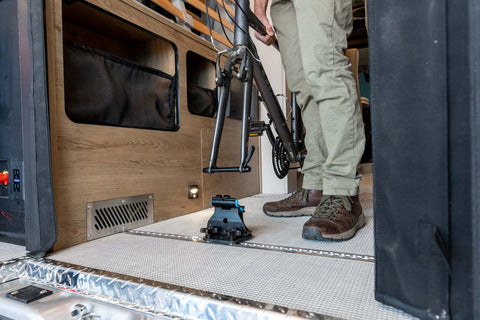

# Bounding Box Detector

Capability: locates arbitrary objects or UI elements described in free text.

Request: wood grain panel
[135,39,176,76]
[186,52,216,89]
[45,0,261,250]
[62,20,131,59]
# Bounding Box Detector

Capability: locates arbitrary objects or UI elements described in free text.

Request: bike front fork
[203,46,301,174]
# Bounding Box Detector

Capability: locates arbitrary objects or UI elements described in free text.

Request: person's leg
[292,0,366,240]
[270,0,328,191]
[262,0,325,217]
[293,0,365,196]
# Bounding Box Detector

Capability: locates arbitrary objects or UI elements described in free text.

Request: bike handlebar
[247,8,280,50]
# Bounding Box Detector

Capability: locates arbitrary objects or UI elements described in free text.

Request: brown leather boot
[302,195,366,241]
[263,189,323,217]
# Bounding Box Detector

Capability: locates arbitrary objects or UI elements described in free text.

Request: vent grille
[87,194,154,240]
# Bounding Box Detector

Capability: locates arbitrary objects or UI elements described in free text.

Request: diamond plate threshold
[0,258,340,320]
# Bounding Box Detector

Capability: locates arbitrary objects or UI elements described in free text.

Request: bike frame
[203,0,303,174]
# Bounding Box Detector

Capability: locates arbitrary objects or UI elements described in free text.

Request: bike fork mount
[200,195,252,244]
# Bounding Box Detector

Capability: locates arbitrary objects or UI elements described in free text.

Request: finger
[257,16,274,36]
[264,37,273,46]
[255,32,273,45]
[265,34,275,45]
[255,32,267,42]
[266,25,274,36]
[255,32,266,42]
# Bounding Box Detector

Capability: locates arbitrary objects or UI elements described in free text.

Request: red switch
[0,171,9,186]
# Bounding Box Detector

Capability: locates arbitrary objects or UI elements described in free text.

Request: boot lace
[314,196,351,220]
[281,188,309,203]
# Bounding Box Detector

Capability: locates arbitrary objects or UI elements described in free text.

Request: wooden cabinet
[45,0,260,250]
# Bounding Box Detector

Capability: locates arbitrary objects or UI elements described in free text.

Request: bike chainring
[272,136,290,179]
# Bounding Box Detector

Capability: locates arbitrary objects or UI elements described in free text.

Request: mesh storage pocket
[0,209,25,240]
[187,83,217,118]
[63,41,177,131]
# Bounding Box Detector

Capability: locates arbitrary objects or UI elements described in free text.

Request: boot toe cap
[263,202,280,213]
[302,219,339,238]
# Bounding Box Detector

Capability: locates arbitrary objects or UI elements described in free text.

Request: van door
[0,0,56,256]
[370,0,479,319]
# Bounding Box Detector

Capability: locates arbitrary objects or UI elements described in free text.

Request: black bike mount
[200,195,252,244]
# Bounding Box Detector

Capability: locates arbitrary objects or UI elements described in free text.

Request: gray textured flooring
[49,233,413,320]
[137,174,375,256]
[47,174,417,319]
[0,242,26,262]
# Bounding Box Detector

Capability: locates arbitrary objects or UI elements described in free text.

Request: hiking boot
[263,189,323,217]
[302,195,366,241]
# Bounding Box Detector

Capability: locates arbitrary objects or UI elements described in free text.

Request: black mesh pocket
[0,209,25,239]
[187,83,217,118]
[64,41,177,131]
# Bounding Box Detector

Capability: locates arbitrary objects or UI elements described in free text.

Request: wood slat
[149,0,233,47]
[186,0,234,32]
[150,0,186,22]
[187,9,232,47]
[216,0,235,17]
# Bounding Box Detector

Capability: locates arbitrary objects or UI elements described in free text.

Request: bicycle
[202,0,304,179]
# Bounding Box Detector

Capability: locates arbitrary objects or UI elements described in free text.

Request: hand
[254,14,276,46]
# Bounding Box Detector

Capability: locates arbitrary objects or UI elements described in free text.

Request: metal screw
[87,234,92,239]
[149,195,152,199]
[87,204,92,209]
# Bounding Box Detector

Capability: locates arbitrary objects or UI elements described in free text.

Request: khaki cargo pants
[270,0,365,196]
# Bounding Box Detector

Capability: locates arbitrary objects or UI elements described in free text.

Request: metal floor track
[46,174,417,320]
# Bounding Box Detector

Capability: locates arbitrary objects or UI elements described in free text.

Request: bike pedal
[249,121,268,136]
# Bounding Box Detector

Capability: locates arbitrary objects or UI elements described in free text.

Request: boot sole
[263,206,315,217]
[302,213,367,241]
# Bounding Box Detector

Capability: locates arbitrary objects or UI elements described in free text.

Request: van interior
[0,0,478,319]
